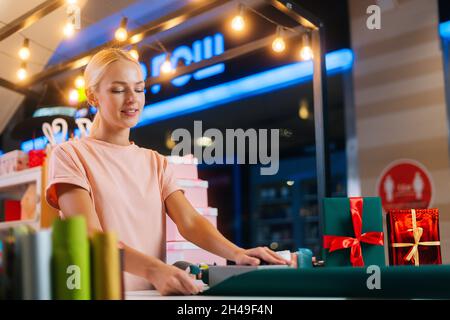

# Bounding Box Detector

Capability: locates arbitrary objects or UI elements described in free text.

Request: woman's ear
[86,88,98,108]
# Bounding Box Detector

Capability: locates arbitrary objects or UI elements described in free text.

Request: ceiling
[0,0,192,135]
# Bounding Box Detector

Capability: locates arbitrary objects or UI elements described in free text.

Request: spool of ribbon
[391,209,440,266]
[323,197,384,267]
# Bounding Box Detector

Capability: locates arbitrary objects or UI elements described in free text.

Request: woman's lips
[121,109,139,117]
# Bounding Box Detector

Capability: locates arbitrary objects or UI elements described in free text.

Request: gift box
[323,197,385,267]
[177,179,209,208]
[0,150,28,176]
[167,155,198,180]
[166,241,226,266]
[386,208,441,266]
[28,149,46,168]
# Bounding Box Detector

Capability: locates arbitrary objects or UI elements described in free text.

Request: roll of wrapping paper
[12,226,30,299]
[91,231,121,300]
[2,234,15,299]
[52,216,91,300]
[22,229,52,300]
[202,265,450,299]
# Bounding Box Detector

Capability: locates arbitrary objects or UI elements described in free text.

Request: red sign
[377,160,433,212]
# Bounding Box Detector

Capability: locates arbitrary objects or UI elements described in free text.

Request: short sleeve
[159,154,182,201]
[45,144,91,210]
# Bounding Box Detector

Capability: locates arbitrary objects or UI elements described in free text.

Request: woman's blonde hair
[84,48,140,136]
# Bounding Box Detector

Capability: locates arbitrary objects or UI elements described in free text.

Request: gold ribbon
[391,209,440,266]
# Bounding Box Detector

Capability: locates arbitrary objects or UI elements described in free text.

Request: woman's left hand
[233,247,293,266]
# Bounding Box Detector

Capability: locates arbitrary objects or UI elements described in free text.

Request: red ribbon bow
[323,197,384,267]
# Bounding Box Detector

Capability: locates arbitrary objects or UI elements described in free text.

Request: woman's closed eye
[111,88,144,94]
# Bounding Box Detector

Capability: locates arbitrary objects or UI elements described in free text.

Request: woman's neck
[90,123,131,146]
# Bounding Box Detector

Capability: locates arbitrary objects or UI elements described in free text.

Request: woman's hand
[146,262,204,296]
[233,247,293,266]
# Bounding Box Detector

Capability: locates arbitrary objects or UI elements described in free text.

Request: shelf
[302,215,319,222]
[0,167,41,190]
[258,198,293,205]
[257,218,293,225]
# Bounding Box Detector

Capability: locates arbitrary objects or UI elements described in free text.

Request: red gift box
[4,200,21,222]
[28,149,46,168]
[386,208,442,266]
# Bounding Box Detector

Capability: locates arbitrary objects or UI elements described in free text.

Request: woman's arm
[165,191,290,266]
[55,183,202,295]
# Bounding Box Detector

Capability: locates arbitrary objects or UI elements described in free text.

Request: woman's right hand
[147,262,203,296]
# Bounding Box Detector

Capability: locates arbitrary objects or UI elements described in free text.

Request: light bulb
[300,46,313,61]
[272,27,285,53]
[129,48,139,61]
[298,99,309,120]
[160,58,174,74]
[231,15,245,32]
[196,136,213,147]
[69,89,80,105]
[231,5,245,32]
[272,37,285,53]
[66,0,77,4]
[74,75,85,89]
[115,17,128,42]
[18,39,30,60]
[63,21,75,38]
[17,66,27,81]
[300,33,313,61]
[115,28,128,42]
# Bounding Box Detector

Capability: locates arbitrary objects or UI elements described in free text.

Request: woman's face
[93,59,145,129]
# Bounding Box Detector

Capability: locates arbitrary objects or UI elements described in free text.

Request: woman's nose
[125,89,136,103]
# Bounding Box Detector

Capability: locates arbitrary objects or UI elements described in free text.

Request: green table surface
[202,265,450,299]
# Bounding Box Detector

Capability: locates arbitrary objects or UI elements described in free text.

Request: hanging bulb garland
[272,26,286,53]
[160,53,174,74]
[17,62,28,81]
[115,17,128,42]
[231,4,245,32]
[300,33,313,61]
[18,38,30,61]
[129,45,139,61]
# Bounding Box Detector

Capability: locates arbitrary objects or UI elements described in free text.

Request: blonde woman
[45,48,292,296]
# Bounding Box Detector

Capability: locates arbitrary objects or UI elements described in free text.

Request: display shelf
[0,167,42,230]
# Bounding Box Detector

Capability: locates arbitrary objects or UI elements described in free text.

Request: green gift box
[322,197,385,267]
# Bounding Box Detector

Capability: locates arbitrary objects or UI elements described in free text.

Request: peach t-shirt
[45,136,181,291]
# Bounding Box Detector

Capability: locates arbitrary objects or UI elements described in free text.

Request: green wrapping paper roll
[91,231,122,300]
[52,216,91,300]
[202,265,450,299]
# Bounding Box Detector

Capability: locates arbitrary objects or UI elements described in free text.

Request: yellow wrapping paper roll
[91,231,122,300]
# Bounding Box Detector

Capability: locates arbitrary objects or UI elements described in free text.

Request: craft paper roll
[12,226,30,299]
[2,234,15,299]
[91,232,121,300]
[52,216,91,300]
[22,229,52,300]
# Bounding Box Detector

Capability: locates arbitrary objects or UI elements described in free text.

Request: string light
[68,89,80,105]
[298,99,310,120]
[17,62,28,81]
[18,38,30,60]
[66,0,77,4]
[231,4,245,32]
[300,33,313,61]
[63,19,75,38]
[272,26,285,53]
[74,74,85,89]
[160,54,174,74]
[115,17,128,42]
[129,45,139,61]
